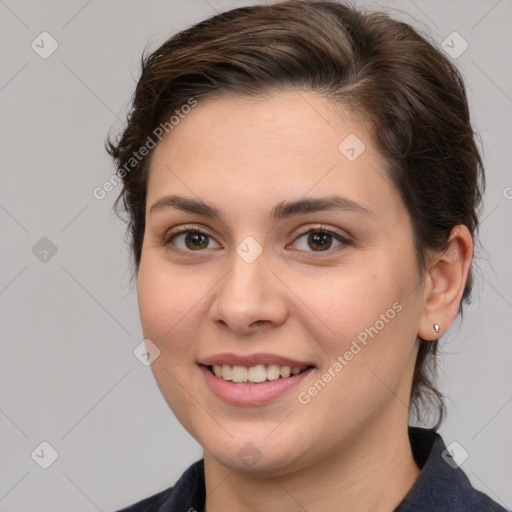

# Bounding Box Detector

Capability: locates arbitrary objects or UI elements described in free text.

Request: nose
[209,247,287,334]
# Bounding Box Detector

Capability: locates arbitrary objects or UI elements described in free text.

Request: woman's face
[137,90,426,474]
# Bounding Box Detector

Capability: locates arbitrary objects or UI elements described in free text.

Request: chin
[199,425,317,476]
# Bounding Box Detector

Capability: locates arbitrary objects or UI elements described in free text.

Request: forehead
[152,90,368,158]
[146,90,402,222]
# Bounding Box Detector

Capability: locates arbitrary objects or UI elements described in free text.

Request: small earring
[433,324,440,334]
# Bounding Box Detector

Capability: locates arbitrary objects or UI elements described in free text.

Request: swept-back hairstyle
[106,0,484,427]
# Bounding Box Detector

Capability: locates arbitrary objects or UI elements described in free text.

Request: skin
[137,90,473,512]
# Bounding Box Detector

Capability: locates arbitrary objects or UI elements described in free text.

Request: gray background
[1,0,511,510]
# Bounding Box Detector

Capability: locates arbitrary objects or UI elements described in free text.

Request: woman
[107,1,506,510]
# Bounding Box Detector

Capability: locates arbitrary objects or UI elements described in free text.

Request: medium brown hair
[106,0,484,427]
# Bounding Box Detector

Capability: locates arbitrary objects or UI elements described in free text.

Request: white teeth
[221,364,232,381]
[210,363,309,383]
[232,365,248,383]
[280,366,291,378]
[267,364,281,381]
[248,365,267,383]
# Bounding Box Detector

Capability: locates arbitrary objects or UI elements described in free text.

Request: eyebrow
[149,194,374,220]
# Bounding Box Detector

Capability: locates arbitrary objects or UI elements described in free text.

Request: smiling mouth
[205,364,314,384]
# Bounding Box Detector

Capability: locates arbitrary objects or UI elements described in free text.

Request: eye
[162,225,350,254]
[289,227,351,252]
[164,228,221,251]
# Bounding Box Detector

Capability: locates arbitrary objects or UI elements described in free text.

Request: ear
[417,225,473,341]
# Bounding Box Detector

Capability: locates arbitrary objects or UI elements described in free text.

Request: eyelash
[162,224,352,255]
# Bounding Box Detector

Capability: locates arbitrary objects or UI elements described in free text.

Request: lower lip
[200,365,314,405]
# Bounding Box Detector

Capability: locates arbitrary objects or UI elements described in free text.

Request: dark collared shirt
[116,427,508,511]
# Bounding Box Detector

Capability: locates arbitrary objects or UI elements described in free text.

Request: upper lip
[198,353,315,368]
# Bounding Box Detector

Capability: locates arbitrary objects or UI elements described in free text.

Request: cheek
[137,255,206,358]
[136,256,211,433]
[137,255,204,341]
[291,263,401,347]
[290,254,420,398]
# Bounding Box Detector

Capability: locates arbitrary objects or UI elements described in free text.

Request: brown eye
[184,232,209,250]
[165,230,220,251]
[291,228,350,253]
[307,232,333,251]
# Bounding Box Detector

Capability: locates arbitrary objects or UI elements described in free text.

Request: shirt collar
[157,427,504,511]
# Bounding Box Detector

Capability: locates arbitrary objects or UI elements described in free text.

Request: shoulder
[115,486,175,512]
[114,459,205,512]
[396,427,509,512]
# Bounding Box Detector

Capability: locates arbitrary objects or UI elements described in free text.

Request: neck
[203,415,421,512]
